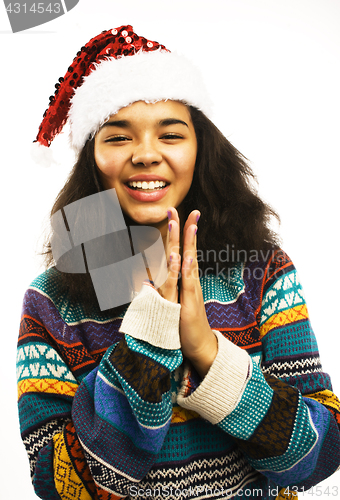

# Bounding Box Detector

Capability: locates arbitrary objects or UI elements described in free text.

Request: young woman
[17,25,340,499]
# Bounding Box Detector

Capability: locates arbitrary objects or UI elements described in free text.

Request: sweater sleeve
[17,281,182,500]
[17,290,94,500]
[177,250,340,490]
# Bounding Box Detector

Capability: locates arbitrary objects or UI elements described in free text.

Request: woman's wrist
[120,282,181,350]
[185,328,218,378]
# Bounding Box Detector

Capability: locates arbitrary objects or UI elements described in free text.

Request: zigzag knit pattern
[17,250,340,499]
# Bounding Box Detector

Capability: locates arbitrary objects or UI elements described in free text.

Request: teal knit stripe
[218,362,274,439]
[113,372,173,428]
[32,439,60,499]
[291,372,333,394]
[200,262,245,304]
[18,393,71,434]
[253,394,318,472]
[260,270,305,326]
[261,321,318,363]
[17,342,77,384]
[156,418,236,462]
[98,348,174,428]
[125,335,183,372]
[97,344,117,385]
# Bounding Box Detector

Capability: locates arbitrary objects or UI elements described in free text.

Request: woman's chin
[124,211,168,228]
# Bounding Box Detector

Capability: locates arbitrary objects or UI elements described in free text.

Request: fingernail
[190,258,193,264]
[167,210,171,219]
[196,213,200,223]
[170,254,173,262]
[168,222,172,232]
[194,226,198,235]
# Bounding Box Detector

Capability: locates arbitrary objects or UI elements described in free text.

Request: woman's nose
[132,140,162,167]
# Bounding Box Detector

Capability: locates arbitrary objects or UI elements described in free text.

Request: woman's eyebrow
[101,118,189,129]
[159,118,189,128]
[101,119,131,129]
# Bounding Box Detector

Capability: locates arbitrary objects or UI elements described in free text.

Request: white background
[1,0,339,498]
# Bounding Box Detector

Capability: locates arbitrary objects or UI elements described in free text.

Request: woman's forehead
[100,100,193,130]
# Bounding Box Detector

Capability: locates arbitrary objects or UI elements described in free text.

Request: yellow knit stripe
[305,390,340,412]
[171,405,200,423]
[53,432,92,500]
[276,487,298,499]
[260,304,309,339]
[17,378,78,399]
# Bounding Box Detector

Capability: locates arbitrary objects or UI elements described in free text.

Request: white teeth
[128,180,166,190]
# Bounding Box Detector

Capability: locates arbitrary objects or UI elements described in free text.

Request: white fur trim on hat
[69,50,212,152]
[31,141,57,168]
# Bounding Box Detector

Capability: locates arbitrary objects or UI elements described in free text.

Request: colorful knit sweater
[17,249,340,500]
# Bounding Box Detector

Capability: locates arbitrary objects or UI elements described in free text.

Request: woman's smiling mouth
[127,180,168,190]
[124,181,170,201]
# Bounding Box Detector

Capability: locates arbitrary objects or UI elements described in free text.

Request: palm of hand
[157,208,218,377]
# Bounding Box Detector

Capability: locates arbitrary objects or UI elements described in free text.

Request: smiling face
[94,100,197,235]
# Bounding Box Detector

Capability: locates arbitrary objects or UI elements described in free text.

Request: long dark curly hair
[43,105,280,314]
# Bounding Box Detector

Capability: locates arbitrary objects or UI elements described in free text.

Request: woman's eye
[161,134,183,140]
[105,136,130,142]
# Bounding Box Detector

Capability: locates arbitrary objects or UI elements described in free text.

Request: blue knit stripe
[296,411,340,489]
[125,335,183,372]
[218,362,274,439]
[94,373,170,453]
[254,394,318,472]
[260,269,305,326]
[72,381,159,480]
[261,399,330,485]
[261,320,318,363]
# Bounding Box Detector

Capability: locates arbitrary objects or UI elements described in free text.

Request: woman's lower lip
[124,184,170,202]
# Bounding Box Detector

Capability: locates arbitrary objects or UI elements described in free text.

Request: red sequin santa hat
[33,25,212,166]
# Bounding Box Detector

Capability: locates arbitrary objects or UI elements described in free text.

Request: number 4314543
[284,486,339,496]
[6,3,61,14]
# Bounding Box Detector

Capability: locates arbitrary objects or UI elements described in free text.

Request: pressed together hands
[157,208,218,377]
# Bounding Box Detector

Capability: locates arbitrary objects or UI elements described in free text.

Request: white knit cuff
[177,330,250,424]
[119,283,181,350]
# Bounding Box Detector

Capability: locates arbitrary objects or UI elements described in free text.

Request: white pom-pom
[31,142,56,168]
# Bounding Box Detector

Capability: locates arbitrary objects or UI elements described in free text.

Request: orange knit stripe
[17,378,78,399]
[260,304,309,339]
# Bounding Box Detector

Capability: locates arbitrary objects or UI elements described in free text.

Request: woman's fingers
[156,208,201,303]
[179,217,217,377]
[182,210,200,237]
[181,223,199,288]
[157,209,180,303]
[182,209,200,279]
[167,209,180,260]
[167,207,180,226]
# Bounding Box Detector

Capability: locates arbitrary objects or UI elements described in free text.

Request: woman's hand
[156,209,182,304]
[163,208,218,378]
